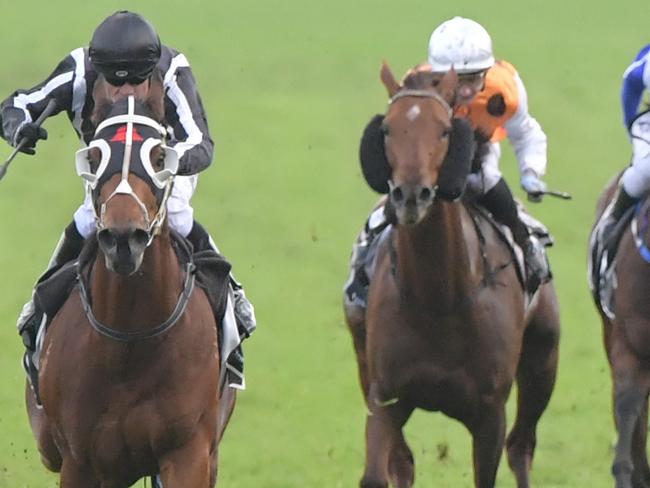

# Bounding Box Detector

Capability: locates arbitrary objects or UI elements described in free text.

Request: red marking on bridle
[111,125,144,143]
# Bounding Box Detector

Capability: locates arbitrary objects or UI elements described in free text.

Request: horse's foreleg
[159,435,212,488]
[612,372,648,488]
[631,398,650,488]
[59,458,99,488]
[360,384,412,488]
[507,289,560,488]
[345,304,371,403]
[25,382,62,472]
[471,403,506,488]
[387,413,415,488]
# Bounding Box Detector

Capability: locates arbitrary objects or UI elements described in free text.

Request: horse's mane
[399,63,458,106]
[90,69,166,129]
[401,64,439,90]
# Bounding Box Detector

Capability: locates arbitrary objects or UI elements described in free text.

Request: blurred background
[0,0,644,486]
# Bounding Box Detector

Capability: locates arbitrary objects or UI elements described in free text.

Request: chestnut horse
[344,63,560,488]
[590,175,650,488]
[26,82,234,487]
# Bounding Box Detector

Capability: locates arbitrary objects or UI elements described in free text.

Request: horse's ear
[145,70,166,122]
[359,114,391,194]
[437,69,458,105]
[380,61,400,98]
[437,117,475,201]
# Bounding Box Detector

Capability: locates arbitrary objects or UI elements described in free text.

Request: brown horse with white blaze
[344,63,560,488]
[26,79,235,487]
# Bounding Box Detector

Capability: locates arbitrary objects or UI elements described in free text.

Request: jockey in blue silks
[597,45,650,244]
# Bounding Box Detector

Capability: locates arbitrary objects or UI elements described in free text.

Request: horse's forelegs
[159,436,212,488]
[471,404,506,488]
[360,384,412,488]
[507,294,560,488]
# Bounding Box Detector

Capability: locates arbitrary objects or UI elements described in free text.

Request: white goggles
[75,137,179,190]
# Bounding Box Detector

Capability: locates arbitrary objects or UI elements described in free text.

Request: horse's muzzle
[389,182,436,225]
[97,227,149,275]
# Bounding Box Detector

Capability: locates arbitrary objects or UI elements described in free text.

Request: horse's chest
[371,323,513,414]
[72,400,206,473]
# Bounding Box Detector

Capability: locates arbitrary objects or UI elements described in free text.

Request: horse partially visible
[344,63,560,488]
[589,175,650,488]
[27,79,235,487]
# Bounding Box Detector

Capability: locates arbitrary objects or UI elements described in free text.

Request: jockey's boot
[343,205,390,308]
[597,185,639,259]
[186,220,256,338]
[478,178,550,293]
[518,232,550,293]
[17,222,84,399]
[343,235,372,308]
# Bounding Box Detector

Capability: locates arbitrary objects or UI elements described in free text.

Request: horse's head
[359,62,475,225]
[76,81,178,275]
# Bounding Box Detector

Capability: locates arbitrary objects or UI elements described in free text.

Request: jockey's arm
[621,45,650,131]
[503,73,547,179]
[1,51,75,147]
[162,51,214,176]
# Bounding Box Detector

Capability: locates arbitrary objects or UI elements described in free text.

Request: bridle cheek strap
[97,178,173,247]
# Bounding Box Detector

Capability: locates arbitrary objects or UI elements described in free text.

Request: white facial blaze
[406,104,421,122]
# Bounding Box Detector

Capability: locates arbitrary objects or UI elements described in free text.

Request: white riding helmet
[427,17,495,74]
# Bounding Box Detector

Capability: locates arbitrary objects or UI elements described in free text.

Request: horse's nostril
[97,229,116,250]
[131,229,150,249]
[419,187,433,202]
[391,187,404,203]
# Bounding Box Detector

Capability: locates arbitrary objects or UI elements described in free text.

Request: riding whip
[545,189,572,200]
[0,98,58,181]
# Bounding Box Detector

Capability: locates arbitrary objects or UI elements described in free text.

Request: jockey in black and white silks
[0,11,256,398]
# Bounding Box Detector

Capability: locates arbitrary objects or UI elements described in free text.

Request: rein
[78,261,196,342]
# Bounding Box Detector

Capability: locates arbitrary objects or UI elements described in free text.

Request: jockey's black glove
[14,123,48,155]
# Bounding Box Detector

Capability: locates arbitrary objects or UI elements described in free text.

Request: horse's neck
[91,231,183,328]
[394,201,479,308]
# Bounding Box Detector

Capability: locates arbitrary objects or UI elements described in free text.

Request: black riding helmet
[89,11,161,86]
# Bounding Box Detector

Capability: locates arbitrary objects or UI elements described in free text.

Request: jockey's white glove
[520,169,547,203]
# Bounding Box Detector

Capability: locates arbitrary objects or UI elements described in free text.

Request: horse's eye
[441,129,451,139]
[88,151,101,173]
[380,125,390,136]
[153,151,165,170]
